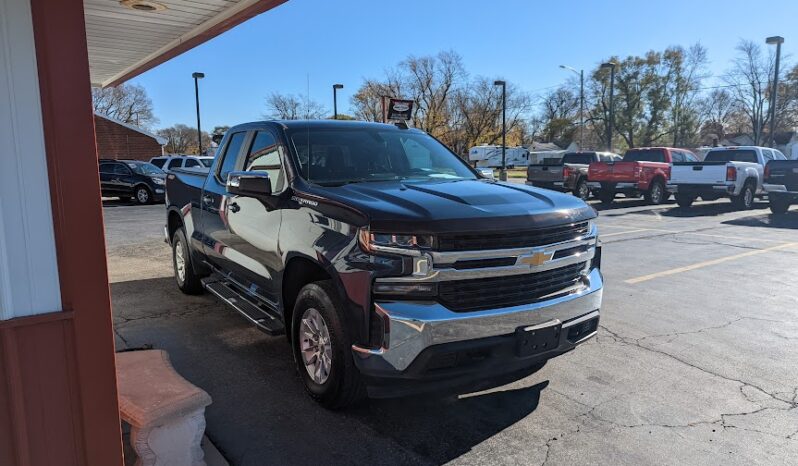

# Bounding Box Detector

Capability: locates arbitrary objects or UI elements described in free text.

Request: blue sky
[130,0,798,130]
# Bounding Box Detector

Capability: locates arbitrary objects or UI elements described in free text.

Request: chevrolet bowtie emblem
[518,251,553,267]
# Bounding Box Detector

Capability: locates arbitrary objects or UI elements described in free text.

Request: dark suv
[98,159,166,204]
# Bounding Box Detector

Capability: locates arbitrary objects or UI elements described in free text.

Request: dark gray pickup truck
[764,159,798,214]
[164,120,603,408]
[526,151,621,200]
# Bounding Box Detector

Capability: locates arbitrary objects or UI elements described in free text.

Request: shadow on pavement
[722,211,798,230]
[111,277,547,466]
[657,201,769,218]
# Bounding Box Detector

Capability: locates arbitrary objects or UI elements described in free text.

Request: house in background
[94,112,166,161]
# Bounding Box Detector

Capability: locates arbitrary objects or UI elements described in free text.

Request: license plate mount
[515,320,562,357]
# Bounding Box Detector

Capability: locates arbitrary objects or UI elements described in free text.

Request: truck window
[622,149,666,163]
[561,153,593,165]
[289,129,476,186]
[774,150,787,160]
[218,132,247,183]
[683,151,699,162]
[671,152,684,163]
[150,158,166,169]
[246,131,285,192]
[704,150,757,163]
[761,149,774,162]
[167,158,183,170]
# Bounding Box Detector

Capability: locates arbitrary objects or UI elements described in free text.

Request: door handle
[229,202,240,213]
[202,195,214,206]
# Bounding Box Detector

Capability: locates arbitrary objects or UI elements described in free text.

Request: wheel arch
[282,254,333,340]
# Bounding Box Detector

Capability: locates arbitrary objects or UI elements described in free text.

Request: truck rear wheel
[770,197,791,214]
[292,280,365,409]
[645,179,666,205]
[732,182,755,210]
[574,179,589,201]
[675,193,695,208]
[598,189,615,204]
[172,228,203,295]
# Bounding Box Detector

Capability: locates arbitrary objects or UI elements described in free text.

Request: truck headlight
[358,229,433,256]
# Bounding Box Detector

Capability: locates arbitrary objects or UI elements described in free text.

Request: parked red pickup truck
[588,147,699,205]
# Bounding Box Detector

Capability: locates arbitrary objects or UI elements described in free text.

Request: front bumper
[526,180,567,191]
[352,267,602,395]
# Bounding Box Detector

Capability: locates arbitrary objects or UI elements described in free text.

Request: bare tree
[92,83,158,129]
[157,124,210,155]
[264,92,327,120]
[350,79,402,122]
[669,44,709,146]
[539,86,579,144]
[724,40,775,145]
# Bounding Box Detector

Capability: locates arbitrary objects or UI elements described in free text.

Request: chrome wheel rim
[651,184,662,203]
[174,239,186,283]
[578,183,589,200]
[137,188,149,203]
[299,308,332,385]
[745,188,753,207]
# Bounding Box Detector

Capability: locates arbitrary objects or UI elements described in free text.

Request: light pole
[192,72,205,155]
[494,80,507,181]
[766,36,784,148]
[333,83,343,120]
[560,65,584,148]
[600,62,616,152]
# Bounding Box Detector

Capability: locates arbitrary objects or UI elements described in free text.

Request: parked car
[468,145,530,168]
[763,159,798,214]
[588,147,696,205]
[667,146,786,209]
[98,159,166,204]
[527,151,621,200]
[164,120,603,408]
[150,155,214,171]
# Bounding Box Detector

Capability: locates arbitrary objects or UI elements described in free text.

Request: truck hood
[302,179,596,234]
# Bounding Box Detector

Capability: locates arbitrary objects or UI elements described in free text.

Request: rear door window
[561,153,593,165]
[113,163,131,175]
[184,159,201,168]
[167,158,183,170]
[704,150,758,163]
[99,163,114,174]
[218,132,248,183]
[622,149,666,163]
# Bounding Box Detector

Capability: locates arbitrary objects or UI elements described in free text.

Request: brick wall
[94,114,163,161]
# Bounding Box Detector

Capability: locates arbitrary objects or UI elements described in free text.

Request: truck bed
[766,160,798,191]
[527,163,564,185]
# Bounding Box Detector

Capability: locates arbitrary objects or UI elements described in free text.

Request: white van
[468,145,530,168]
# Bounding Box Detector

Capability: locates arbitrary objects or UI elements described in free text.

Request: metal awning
[84,0,286,87]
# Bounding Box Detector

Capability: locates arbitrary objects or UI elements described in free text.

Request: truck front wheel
[172,228,203,294]
[292,281,365,409]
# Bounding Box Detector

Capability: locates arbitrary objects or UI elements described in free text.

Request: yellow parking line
[600,229,654,237]
[625,243,798,284]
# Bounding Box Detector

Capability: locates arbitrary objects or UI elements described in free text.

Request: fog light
[373,283,437,296]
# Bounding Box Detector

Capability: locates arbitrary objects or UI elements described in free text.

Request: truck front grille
[438,262,587,312]
[436,222,589,251]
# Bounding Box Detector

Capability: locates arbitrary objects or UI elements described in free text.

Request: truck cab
[164,120,603,408]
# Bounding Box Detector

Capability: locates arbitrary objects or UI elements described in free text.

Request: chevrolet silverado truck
[763,159,798,214]
[527,151,621,200]
[164,120,603,408]
[667,146,786,209]
[588,147,697,205]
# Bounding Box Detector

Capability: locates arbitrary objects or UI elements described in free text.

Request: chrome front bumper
[352,267,602,372]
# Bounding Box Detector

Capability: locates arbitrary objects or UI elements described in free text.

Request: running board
[202,277,285,336]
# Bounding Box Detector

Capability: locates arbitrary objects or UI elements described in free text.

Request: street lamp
[494,80,507,181]
[766,36,784,148]
[192,72,205,155]
[560,65,584,148]
[332,84,344,120]
[600,62,617,152]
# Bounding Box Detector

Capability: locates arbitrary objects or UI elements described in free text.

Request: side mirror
[476,168,495,180]
[227,171,272,198]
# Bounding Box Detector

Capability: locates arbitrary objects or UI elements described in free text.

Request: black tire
[645,179,666,205]
[732,181,755,210]
[172,228,203,295]
[598,189,615,204]
[292,280,365,409]
[134,185,153,205]
[675,193,695,208]
[574,178,590,201]
[770,197,791,214]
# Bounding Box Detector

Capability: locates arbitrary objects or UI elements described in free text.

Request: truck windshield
[623,149,666,163]
[704,150,757,163]
[562,153,594,165]
[288,129,477,186]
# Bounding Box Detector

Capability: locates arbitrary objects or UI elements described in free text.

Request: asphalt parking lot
[106,196,798,466]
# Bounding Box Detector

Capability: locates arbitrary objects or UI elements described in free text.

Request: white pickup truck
[667,146,787,209]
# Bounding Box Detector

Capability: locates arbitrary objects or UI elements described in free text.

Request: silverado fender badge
[517,251,554,267]
[291,195,318,207]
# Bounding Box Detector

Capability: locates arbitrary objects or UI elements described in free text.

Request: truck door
[221,129,286,305]
[199,130,250,282]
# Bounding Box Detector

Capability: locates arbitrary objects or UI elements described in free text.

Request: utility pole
[601,62,616,152]
[494,80,507,181]
[766,36,784,148]
[192,72,205,155]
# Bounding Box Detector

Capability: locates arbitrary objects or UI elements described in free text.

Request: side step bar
[202,277,285,336]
